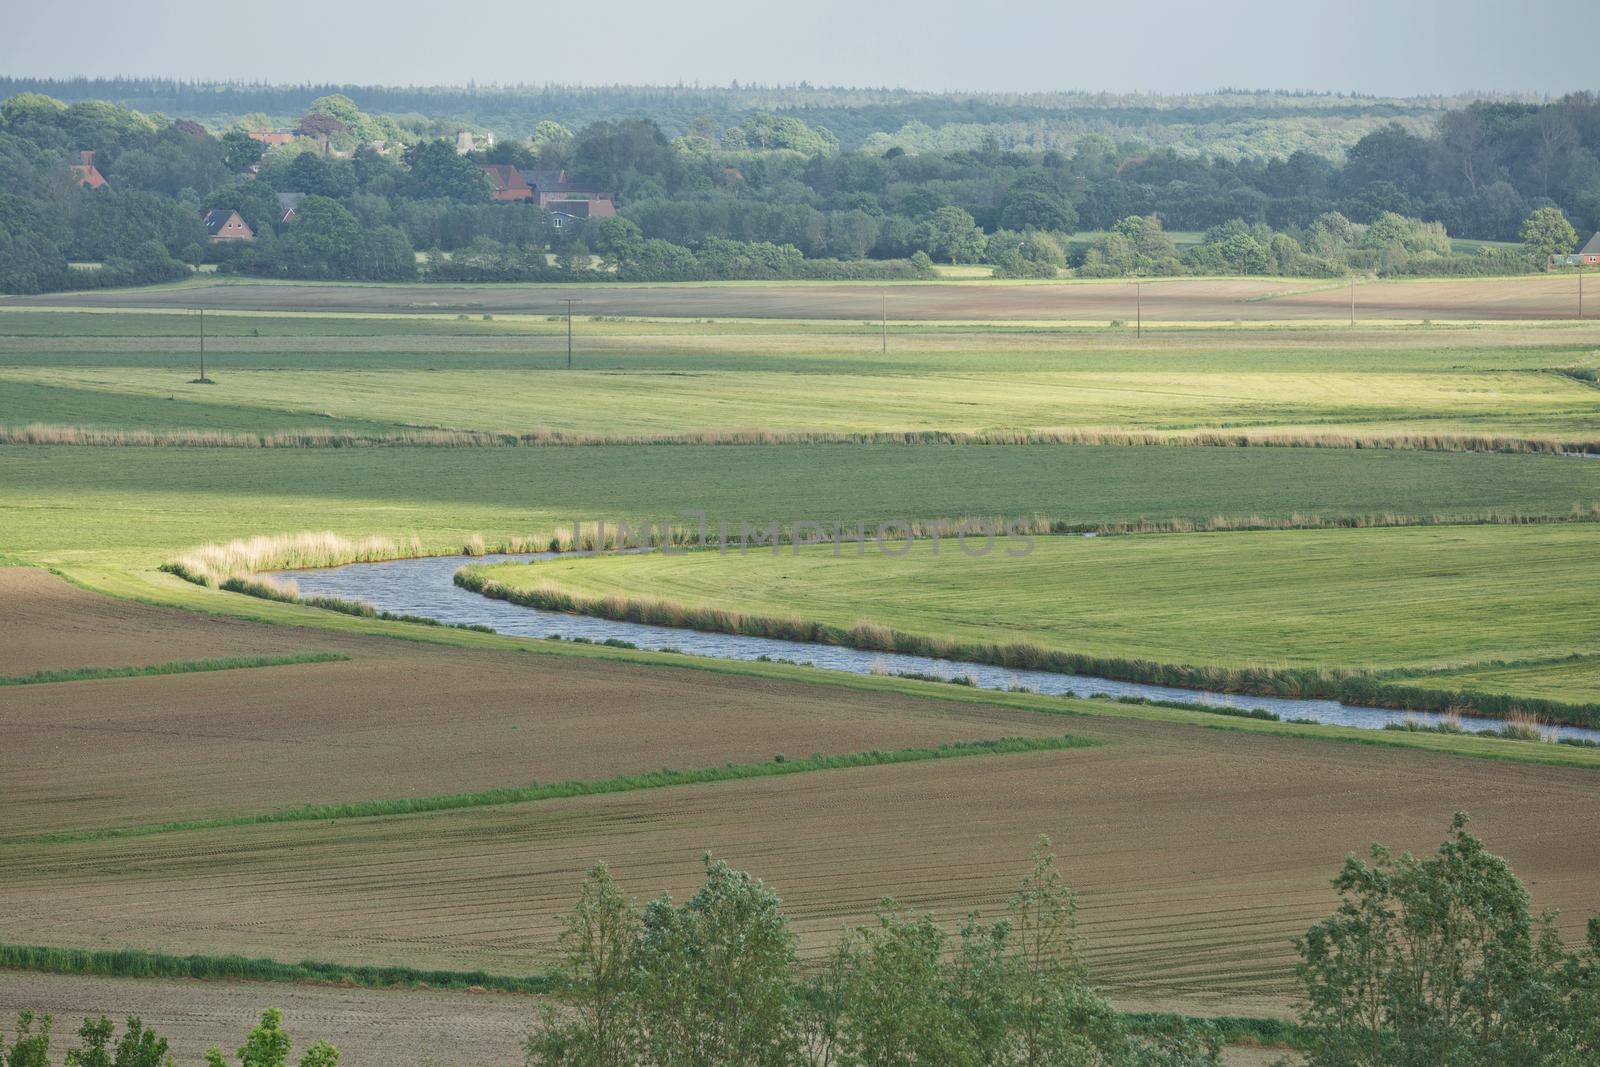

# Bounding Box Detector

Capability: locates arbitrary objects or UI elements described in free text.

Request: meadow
[476,524,1600,698]
[3,304,1600,442]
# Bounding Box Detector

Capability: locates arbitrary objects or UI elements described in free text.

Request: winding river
[279,553,1600,745]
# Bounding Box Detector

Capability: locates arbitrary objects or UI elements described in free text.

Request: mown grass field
[484,524,1600,694]
[2,306,1599,439]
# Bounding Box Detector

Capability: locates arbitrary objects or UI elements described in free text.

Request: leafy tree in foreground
[64,1016,173,1067]
[526,843,1219,1066]
[1522,205,1579,263]
[1296,813,1600,1066]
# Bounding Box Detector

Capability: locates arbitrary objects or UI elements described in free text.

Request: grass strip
[0,942,554,994]
[0,652,350,687]
[0,942,1300,1046]
[20,736,1096,845]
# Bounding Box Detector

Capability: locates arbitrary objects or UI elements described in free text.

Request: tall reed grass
[7,421,1598,455]
[162,531,423,587]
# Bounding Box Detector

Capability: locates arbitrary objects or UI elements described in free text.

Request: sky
[3,0,1597,96]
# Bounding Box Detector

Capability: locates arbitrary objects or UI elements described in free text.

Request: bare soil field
[0,569,1065,835]
[6,717,1595,1003]
[0,567,339,676]
[8,276,1591,320]
[0,971,532,1067]
[0,974,1292,1067]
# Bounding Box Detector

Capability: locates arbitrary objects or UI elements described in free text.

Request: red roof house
[71,150,107,190]
[480,164,534,201]
[201,209,254,243]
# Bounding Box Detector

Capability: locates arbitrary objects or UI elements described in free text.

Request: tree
[65,1016,173,1067]
[1296,814,1587,1067]
[4,1012,52,1067]
[401,139,489,202]
[220,130,264,172]
[1522,205,1579,263]
[526,864,640,1067]
[633,857,802,1067]
[920,205,986,264]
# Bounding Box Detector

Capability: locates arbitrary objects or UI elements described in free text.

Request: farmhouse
[1551,233,1600,267]
[248,129,297,146]
[70,150,107,189]
[201,209,254,243]
[480,164,533,202]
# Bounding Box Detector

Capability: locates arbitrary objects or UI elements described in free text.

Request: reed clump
[163,531,423,587]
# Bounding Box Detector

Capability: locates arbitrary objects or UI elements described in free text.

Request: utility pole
[193,307,211,383]
[1580,266,1585,320]
[561,299,579,368]
[1134,281,1142,338]
[880,289,887,354]
[1349,274,1356,327]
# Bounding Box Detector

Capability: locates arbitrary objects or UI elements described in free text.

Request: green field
[6,443,1600,569]
[478,524,1600,692]
[3,307,1599,440]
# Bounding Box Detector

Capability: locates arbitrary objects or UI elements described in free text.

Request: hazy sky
[4,0,1596,96]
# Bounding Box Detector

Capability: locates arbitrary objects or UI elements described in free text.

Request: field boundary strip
[0,651,350,687]
[10,735,1097,845]
[5,421,1600,454]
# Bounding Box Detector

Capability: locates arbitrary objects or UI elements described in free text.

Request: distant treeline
[3,87,1598,293]
[0,78,1487,152]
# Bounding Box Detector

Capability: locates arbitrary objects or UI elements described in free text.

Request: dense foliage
[0,1010,340,1067]
[2,86,1599,292]
[526,840,1223,1066]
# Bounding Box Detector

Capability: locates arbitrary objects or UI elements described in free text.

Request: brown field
[7,275,1592,321]
[0,567,337,676]
[5,716,1596,1005]
[0,972,532,1067]
[1,570,1062,835]
[0,974,1291,1067]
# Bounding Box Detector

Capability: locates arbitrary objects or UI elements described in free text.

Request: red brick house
[480,164,534,201]
[1579,233,1600,266]
[71,150,107,189]
[201,209,254,243]
[519,169,616,216]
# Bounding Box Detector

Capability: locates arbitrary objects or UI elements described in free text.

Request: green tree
[66,1016,173,1067]
[633,857,801,1067]
[401,139,490,202]
[1296,813,1580,1067]
[296,1042,339,1067]
[5,1012,52,1067]
[1522,205,1579,262]
[526,864,640,1067]
[220,130,264,172]
[920,205,986,264]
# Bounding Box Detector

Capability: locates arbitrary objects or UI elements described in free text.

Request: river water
[278,553,1600,745]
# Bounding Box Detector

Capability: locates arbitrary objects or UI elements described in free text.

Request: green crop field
[3,305,1600,440]
[477,523,1600,699]
[6,443,1600,568]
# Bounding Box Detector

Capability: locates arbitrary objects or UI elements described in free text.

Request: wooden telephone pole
[561,299,580,368]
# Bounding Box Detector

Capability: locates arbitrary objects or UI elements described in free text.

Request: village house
[71,150,107,189]
[478,164,617,215]
[201,209,254,243]
[248,129,297,147]
[1551,233,1600,267]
